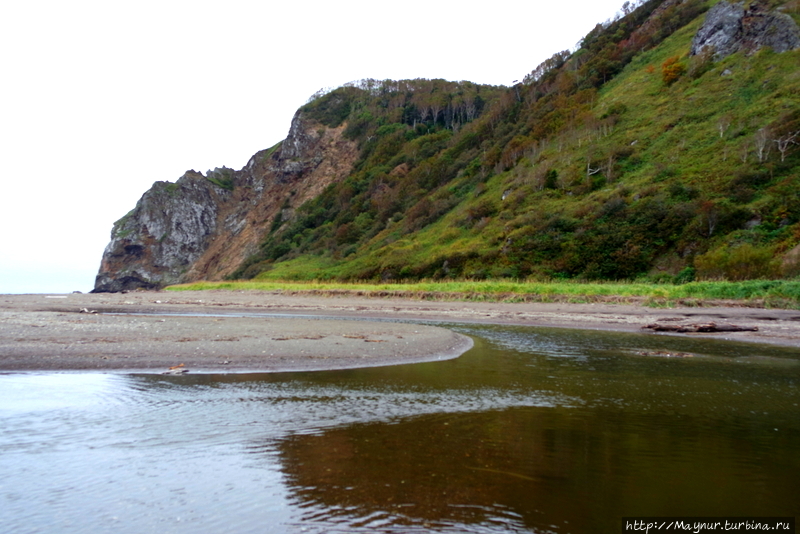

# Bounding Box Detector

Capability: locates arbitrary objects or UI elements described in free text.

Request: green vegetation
[227,0,800,286]
[205,167,235,191]
[112,209,136,238]
[167,279,800,308]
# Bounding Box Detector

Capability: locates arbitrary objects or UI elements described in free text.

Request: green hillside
[233,0,800,284]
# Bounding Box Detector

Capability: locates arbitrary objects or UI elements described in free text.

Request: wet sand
[2,290,799,373]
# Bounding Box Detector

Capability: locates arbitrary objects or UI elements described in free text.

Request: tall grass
[166,279,800,308]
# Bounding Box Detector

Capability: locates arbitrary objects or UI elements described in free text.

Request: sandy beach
[2,290,799,373]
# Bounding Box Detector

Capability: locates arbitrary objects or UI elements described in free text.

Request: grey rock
[691,1,745,59]
[743,10,800,53]
[93,172,228,293]
[266,112,327,181]
[692,0,800,60]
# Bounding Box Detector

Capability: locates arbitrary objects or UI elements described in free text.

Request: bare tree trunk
[717,115,731,139]
[606,154,615,182]
[774,130,799,162]
[740,142,749,163]
[755,128,771,163]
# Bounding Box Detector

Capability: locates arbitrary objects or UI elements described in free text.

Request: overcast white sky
[0,0,625,293]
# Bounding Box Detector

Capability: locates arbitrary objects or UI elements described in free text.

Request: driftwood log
[642,322,758,333]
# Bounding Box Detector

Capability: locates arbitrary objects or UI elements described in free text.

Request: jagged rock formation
[691,0,800,59]
[93,112,358,292]
[93,173,228,292]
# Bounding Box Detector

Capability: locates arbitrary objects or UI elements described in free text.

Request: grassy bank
[166,279,800,308]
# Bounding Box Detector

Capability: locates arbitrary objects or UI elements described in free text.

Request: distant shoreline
[2,290,799,373]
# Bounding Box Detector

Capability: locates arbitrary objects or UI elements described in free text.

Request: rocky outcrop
[691,0,800,59]
[93,112,358,292]
[93,173,228,293]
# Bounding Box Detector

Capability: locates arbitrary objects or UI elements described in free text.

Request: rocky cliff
[93,112,358,292]
[691,0,800,59]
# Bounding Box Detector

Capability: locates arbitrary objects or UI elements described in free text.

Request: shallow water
[1,324,799,533]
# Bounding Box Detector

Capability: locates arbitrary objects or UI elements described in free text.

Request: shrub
[695,243,781,280]
[661,56,686,86]
[783,244,800,278]
[674,266,696,284]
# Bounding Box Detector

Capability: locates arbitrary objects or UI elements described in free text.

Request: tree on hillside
[774,131,800,162]
[770,111,800,163]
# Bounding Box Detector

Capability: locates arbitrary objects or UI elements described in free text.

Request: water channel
[1,322,799,533]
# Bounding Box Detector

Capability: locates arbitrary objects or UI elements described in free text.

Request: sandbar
[2,290,799,373]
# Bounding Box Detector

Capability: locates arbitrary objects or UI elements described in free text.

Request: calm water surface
[1,324,799,534]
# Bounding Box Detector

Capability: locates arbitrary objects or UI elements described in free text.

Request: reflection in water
[277,408,800,533]
[0,325,799,533]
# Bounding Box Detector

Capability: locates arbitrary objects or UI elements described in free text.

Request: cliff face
[93,173,228,292]
[691,0,800,59]
[93,112,358,292]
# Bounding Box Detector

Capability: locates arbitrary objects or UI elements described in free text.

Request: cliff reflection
[272,404,800,533]
[276,408,574,532]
